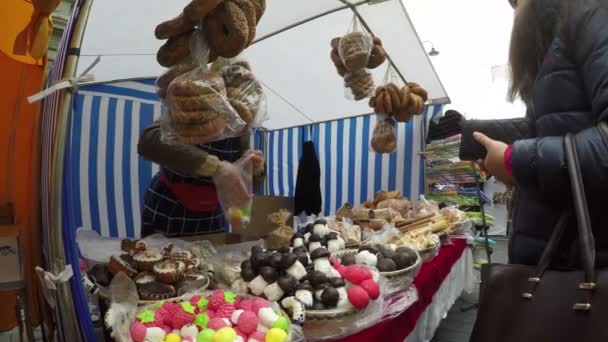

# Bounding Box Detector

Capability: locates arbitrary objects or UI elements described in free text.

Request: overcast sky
[404,0,526,120]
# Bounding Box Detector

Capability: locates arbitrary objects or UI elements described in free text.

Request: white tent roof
[77,0,449,130]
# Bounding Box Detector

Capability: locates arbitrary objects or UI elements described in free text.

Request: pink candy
[237,311,258,334]
[130,322,147,342]
[249,331,266,342]
[207,317,229,330]
[252,299,271,314]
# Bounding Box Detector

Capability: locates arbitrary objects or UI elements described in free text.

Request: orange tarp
[0,0,57,332]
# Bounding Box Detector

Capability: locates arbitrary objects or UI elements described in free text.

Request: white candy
[314,258,331,274]
[231,309,244,324]
[387,244,398,251]
[144,327,166,342]
[259,307,280,327]
[315,289,324,301]
[293,238,305,248]
[356,250,378,267]
[286,260,307,280]
[326,266,341,278]
[180,324,199,339]
[248,337,264,342]
[313,224,332,238]
[295,289,314,307]
[309,241,322,252]
[337,237,346,250]
[234,337,245,342]
[327,239,341,253]
[263,282,285,302]
[257,323,269,333]
[304,232,312,243]
[248,275,269,296]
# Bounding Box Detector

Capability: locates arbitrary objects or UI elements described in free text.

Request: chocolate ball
[293,246,308,255]
[270,253,283,269]
[240,267,257,282]
[307,271,329,289]
[329,277,345,288]
[314,219,328,226]
[321,287,339,308]
[310,247,331,261]
[296,252,309,267]
[251,245,264,256]
[278,275,298,295]
[393,253,415,270]
[380,248,396,260]
[259,266,279,283]
[377,258,397,272]
[326,232,339,240]
[250,252,269,270]
[309,234,322,243]
[341,254,357,266]
[281,253,298,269]
[241,259,252,270]
[278,246,291,254]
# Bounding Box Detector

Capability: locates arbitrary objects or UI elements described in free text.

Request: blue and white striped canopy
[266,106,442,216]
[67,78,440,238]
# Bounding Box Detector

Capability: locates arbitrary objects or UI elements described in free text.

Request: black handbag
[470,127,608,341]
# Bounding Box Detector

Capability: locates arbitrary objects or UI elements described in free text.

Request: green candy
[197,297,209,311]
[197,328,215,342]
[194,313,210,329]
[272,316,290,332]
[224,291,238,304]
[182,302,196,314]
[136,309,155,324]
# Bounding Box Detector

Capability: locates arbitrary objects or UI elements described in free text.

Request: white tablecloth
[405,247,476,342]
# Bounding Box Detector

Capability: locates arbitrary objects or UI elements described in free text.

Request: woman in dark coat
[469,0,608,267]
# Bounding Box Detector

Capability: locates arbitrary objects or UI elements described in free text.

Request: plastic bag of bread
[371,115,397,153]
[213,56,268,128]
[339,16,373,72]
[161,28,246,144]
[265,210,294,250]
[344,69,375,101]
[377,198,412,218]
[213,153,255,230]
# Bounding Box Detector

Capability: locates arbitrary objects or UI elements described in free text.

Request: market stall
[36,0,479,341]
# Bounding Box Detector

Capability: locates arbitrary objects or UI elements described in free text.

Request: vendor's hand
[244,149,264,176]
[214,161,252,208]
[474,132,514,185]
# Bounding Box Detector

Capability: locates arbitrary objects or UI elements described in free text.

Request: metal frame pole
[48,0,94,340]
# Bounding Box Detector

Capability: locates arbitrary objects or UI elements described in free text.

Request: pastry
[138,281,176,301]
[169,114,227,143]
[250,0,266,22]
[229,0,257,45]
[156,31,193,67]
[156,64,196,98]
[108,254,138,278]
[171,94,228,112]
[183,0,225,23]
[408,82,428,102]
[133,250,164,272]
[371,118,397,153]
[339,32,373,71]
[121,239,146,255]
[153,260,186,284]
[155,14,195,40]
[345,69,375,100]
[204,1,249,58]
[134,271,156,286]
[367,44,386,69]
[169,72,226,97]
[231,101,254,124]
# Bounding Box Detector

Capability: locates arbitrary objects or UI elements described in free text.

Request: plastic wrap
[371,114,397,153]
[216,57,269,128]
[377,198,412,218]
[414,195,440,217]
[302,268,385,341]
[344,69,375,101]
[338,16,373,72]
[212,154,254,229]
[161,27,246,145]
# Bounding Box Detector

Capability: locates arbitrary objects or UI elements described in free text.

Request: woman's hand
[474,132,515,185]
[243,149,264,176]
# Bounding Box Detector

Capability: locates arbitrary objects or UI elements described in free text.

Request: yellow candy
[212,327,237,342]
[265,328,288,342]
[165,333,182,342]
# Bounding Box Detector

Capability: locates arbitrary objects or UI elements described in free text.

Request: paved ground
[430,238,508,342]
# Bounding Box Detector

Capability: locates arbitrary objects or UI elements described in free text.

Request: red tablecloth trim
[337,239,469,342]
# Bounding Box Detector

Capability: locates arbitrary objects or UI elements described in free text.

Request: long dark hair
[508,0,568,104]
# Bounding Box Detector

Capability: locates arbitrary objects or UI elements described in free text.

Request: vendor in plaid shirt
[138,121,264,238]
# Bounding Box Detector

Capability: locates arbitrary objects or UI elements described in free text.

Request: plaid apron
[141,137,242,237]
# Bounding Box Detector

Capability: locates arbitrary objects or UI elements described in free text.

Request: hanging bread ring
[204,1,249,58]
[229,0,257,46]
[249,0,266,22]
[367,45,386,69]
[407,82,429,102]
[183,0,225,22]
